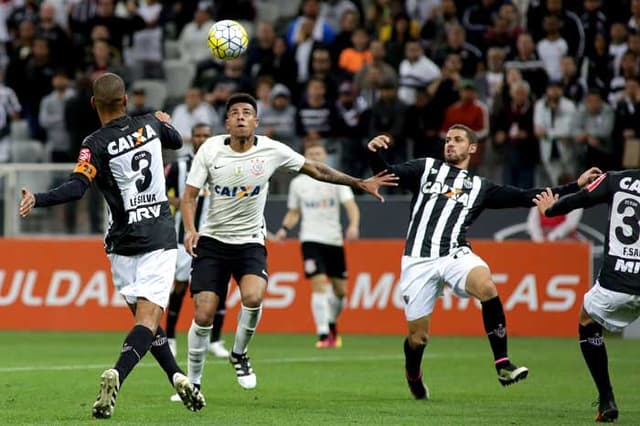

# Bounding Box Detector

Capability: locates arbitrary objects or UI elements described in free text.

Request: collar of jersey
[224,136,258,146]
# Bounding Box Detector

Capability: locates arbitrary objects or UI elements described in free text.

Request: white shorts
[175,243,193,282]
[108,249,177,309]
[583,281,640,333]
[399,247,489,321]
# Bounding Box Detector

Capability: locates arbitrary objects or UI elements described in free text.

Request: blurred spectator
[128,88,154,116]
[81,0,146,56]
[354,40,398,107]
[287,0,336,47]
[306,46,343,103]
[440,79,489,168]
[381,12,420,70]
[338,27,372,75]
[405,86,443,160]
[434,24,483,78]
[476,47,506,111]
[258,84,298,148]
[85,39,129,84]
[572,88,615,170]
[406,0,442,24]
[6,37,55,141]
[608,51,639,105]
[320,0,358,33]
[536,15,568,81]
[420,0,460,55]
[629,0,640,32]
[255,76,275,116]
[128,0,165,80]
[368,79,408,164]
[580,0,608,58]
[206,57,252,118]
[609,22,629,78]
[397,40,441,105]
[484,13,520,51]
[534,80,577,185]
[335,80,369,177]
[256,35,297,90]
[7,20,36,63]
[172,87,219,144]
[38,2,73,73]
[462,0,503,43]
[178,3,214,76]
[6,0,39,37]
[0,72,21,163]
[560,56,585,103]
[527,174,583,241]
[529,0,586,59]
[212,0,255,22]
[290,17,322,84]
[39,71,75,162]
[504,32,548,97]
[245,21,276,79]
[426,53,462,129]
[296,77,340,150]
[584,32,611,95]
[365,0,395,37]
[613,77,640,168]
[330,9,359,66]
[493,80,537,188]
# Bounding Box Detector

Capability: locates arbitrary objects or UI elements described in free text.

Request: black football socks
[114,325,154,384]
[481,296,509,370]
[579,322,613,398]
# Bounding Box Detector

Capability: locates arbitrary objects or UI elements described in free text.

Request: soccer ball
[207,20,249,60]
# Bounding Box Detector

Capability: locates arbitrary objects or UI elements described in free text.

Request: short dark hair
[447,124,478,144]
[191,122,212,134]
[93,72,125,113]
[225,93,257,116]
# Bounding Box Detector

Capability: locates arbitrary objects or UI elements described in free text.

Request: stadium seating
[10,139,45,163]
[10,120,30,141]
[164,59,196,102]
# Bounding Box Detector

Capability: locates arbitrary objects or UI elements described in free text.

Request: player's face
[225,103,258,138]
[444,129,476,166]
[191,126,211,153]
[304,146,327,162]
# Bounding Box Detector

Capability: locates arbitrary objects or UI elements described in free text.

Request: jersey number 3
[132,151,153,192]
[614,197,640,245]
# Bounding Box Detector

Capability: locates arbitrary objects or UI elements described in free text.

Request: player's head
[224,93,259,139]
[191,122,212,153]
[91,72,126,116]
[444,124,477,168]
[304,141,327,162]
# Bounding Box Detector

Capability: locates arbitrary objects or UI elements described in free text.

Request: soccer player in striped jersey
[368,124,601,399]
[275,142,360,348]
[181,93,396,393]
[534,171,640,423]
[164,123,230,361]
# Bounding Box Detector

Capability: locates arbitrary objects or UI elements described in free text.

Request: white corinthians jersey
[187,135,305,244]
[288,174,354,246]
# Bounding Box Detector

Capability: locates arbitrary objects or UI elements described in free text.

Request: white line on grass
[0,354,407,373]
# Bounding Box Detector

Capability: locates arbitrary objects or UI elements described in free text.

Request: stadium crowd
[0,0,638,190]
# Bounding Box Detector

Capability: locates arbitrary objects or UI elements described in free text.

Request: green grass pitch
[0,332,639,425]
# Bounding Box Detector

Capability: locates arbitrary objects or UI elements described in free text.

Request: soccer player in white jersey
[275,142,359,348]
[368,124,601,400]
[534,170,640,423]
[164,123,230,360]
[19,73,204,418]
[181,93,396,392]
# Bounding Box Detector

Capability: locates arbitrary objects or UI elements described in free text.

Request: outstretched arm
[534,173,611,216]
[299,160,397,202]
[19,179,89,217]
[274,208,300,241]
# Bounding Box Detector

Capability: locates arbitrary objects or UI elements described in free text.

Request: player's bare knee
[241,294,263,308]
[194,310,214,327]
[408,331,429,348]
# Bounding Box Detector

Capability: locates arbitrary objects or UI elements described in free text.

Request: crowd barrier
[0,238,590,336]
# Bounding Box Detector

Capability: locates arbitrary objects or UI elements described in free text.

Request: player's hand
[274,228,287,242]
[577,167,602,187]
[184,230,200,257]
[358,170,399,202]
[367,134,392,152]
[155,111,172,124]
[532,188,558,216]
[345,225,359,241]
[19,188,35,218]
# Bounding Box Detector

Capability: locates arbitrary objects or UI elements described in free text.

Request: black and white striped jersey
[165,155,209,243]
[546,170,640,295]
[370,154,579,258]
[72,113,182,255]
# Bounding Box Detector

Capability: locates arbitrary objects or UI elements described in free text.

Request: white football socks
[232,305,262,355]
[187,321,212,386]
[311,292,330,336]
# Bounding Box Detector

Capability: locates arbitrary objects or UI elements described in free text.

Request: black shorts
[301,242,347,279]
[190,236,268,297]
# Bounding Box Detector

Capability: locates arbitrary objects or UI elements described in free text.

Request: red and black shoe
[594,395,618,423]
